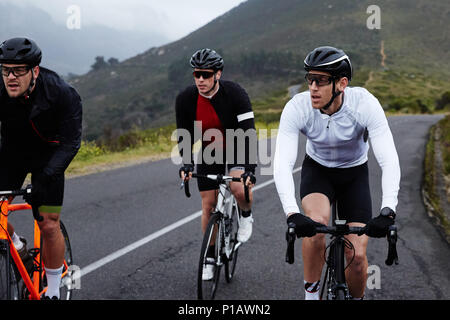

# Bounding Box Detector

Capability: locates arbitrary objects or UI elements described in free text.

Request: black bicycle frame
[322,220,349,299]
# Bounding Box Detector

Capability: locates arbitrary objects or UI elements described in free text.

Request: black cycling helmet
[190,48,224,71]
[304,46,352,81]
[0,37,42,67]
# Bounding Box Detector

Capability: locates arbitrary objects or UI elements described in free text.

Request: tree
[91,56,108,71]
[108,57,120,66]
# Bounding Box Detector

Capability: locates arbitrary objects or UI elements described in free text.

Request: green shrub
[74,141,107,161]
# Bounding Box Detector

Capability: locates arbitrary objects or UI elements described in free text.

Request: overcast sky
[3,0,247,41]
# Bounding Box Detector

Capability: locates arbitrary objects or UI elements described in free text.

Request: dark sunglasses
[1,65,31,77]
[193,71,215,79]
[304,73,334,86]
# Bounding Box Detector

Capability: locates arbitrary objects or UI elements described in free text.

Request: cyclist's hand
[366,208,395,238]
[179,164,194,181]
[241,171,256,187]
[27,172,51,207]
[287,213,323,238]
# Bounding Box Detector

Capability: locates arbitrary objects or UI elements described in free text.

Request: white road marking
[77,166,302,279]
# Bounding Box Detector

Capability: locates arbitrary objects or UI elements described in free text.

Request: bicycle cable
[323,236,356,271]
[0,197,13,218]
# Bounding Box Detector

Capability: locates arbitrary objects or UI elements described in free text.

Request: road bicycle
[286,203,398,300]
[0,185,75,300]
[182,173,250,300]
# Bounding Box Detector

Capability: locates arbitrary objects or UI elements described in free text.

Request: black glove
[287,213,323,238]
[366,208,395,238]
[241,171,256,185]
[179,164,194,178]
[27,172,51,207]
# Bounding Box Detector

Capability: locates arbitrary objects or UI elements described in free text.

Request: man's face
[1,63,38,98]
[305,70,336,109]
[193,68,221,95]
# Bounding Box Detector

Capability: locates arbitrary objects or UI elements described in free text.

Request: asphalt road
[9,114,449,300]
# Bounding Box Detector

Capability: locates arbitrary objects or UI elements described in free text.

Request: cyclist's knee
[346,250,367,272]
[200,190,217,210]
[38,213,61,239]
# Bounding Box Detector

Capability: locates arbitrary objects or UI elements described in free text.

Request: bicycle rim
[0,242,19,300]
[224,204,239,283]
[197,213,221,300]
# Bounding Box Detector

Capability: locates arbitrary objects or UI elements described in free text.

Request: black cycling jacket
[175,80,257,172]
[0,67,82,178]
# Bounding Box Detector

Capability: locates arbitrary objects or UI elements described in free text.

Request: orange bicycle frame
[0,199,69,300]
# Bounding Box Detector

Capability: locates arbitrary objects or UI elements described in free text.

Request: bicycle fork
[327,237,349,300]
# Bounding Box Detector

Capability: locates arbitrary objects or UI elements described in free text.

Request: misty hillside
[0,3,169,75]
[70,0,449,140]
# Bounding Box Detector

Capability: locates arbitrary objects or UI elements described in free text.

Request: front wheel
[59,221,74,300]
[0,241,20,300]
[335,287,346,300]
[197,213,221,300]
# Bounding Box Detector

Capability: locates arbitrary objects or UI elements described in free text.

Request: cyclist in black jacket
[0,37,82,299]
[176,48,257,280]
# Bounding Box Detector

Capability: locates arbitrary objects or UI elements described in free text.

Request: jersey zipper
[326,116,336,162]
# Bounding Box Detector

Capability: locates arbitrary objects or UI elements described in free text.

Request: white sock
[304,280,320,300]
[11,232,23,250]
[45,265,64,299]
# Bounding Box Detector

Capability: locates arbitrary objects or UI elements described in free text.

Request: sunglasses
[193,71,215,79]
[304,73,334,86]
[1,65,31,77]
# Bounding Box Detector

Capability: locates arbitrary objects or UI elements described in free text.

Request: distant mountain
[0,3,169,75]
[68,0,450,139]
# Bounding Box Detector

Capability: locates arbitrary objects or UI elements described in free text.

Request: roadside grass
[423,114,450,242]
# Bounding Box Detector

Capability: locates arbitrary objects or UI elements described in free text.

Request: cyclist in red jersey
[175,49,257,280]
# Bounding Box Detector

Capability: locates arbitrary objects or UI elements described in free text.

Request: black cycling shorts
[300,155,372,224]
[0,165,64,213]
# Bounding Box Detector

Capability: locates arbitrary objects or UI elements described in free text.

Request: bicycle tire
[59,221,74,300]
[224,205,239,283]
[39,221,74,300]
[0,241,20,300]
[335,287,346,300]
[197,213,221,300]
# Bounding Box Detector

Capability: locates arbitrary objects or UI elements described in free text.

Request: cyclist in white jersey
[273,46,400,300]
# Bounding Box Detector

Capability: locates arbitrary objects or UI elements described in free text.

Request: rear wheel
[197,213,221,300]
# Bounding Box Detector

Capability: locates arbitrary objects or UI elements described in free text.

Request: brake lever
[385,225,399,266]
[183,178,191,198]
[286,223,296,264]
